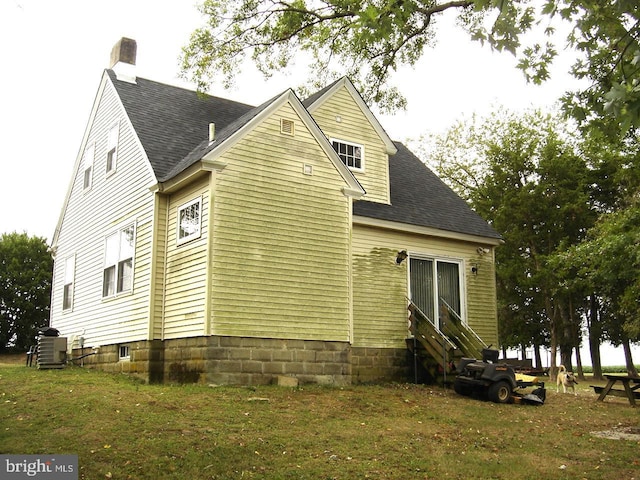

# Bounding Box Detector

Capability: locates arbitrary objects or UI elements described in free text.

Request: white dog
[556,365,578,395]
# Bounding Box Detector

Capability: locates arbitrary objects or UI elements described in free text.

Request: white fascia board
[342,187,365,199]
[353,215,504,246]
[306,77,398,156]
[52,72,109,249]
[152,163,209,194]
[53,71,160,248]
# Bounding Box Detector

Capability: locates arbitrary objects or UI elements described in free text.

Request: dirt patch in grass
[591,425,640,441]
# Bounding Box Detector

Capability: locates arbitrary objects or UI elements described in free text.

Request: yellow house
[49,39,502,385]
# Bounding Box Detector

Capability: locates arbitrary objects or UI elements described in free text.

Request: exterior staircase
[407,299,488,383]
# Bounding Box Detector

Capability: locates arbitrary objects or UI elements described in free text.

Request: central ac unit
[37,336,67,369]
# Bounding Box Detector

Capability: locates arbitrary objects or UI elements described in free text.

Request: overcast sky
[0,0,581,241]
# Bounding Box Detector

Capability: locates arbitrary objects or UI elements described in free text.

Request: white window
[119,345,130,360]
[83,143,95,190]
[409,257,464,328]
[177,197,202,245]
[103,224,135,298]
[106,123,119,175]
[331,139,364,171]
[62,255,75,311]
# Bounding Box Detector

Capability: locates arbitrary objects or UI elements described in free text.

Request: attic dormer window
[331,139,364,171]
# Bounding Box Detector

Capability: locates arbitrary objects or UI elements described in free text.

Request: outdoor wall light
[471,264,479,275]
[396,250,408,264]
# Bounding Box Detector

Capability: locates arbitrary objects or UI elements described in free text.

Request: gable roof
[199,88,366,198]
[303,77,397,156]
[353,143,502,241]
[106,71,500,241]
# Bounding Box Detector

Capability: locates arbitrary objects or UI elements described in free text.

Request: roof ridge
[106,69,256,108]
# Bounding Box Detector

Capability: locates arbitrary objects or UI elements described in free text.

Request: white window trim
[330,138,365,172]
[106,122,120,177]
[176,197,203,246]
[407,253,467,326]
[119,345,130,361]
[102,222,136,299]
[62,254,75,311]
[280,118,295,136]
[82,143,95,192]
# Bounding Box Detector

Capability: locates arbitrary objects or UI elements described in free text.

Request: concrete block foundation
[73,336,411,386]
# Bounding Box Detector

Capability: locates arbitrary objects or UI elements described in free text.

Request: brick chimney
[109,37,137,83]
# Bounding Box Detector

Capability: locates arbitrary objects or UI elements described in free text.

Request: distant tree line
[0,232,53,352]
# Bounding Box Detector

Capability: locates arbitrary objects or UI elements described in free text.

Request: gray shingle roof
[107,70,254,181]
[354,143,501,240]
[160,92,282,182]
[108,70,500,241]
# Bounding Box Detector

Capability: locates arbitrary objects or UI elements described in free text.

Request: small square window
[119,345,130,360]
[177,197,202,245]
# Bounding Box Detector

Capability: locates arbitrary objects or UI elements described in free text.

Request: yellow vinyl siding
[162,177,210,339]
[50,79,155,348]
[148,193,168,340]
[465,248,498,345]
[310,87,390,204]
[352,224,498,348]
[210,103,351,341]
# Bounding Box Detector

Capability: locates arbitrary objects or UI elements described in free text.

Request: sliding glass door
[410,257,462,328]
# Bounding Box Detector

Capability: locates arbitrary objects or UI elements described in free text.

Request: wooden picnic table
[594,374,640,406]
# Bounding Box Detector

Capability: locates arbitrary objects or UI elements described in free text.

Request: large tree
[182,0,640,129]
[0,233,53,352]
[557,201,640,376]
[423,109,595,372]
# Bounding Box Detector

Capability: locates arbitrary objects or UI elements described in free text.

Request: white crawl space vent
[37,330,67,369]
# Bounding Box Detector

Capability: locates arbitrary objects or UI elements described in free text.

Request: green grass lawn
[1,360,638,479]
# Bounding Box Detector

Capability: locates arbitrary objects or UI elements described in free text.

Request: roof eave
[151,158,226,194]
[353,215,504,245]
